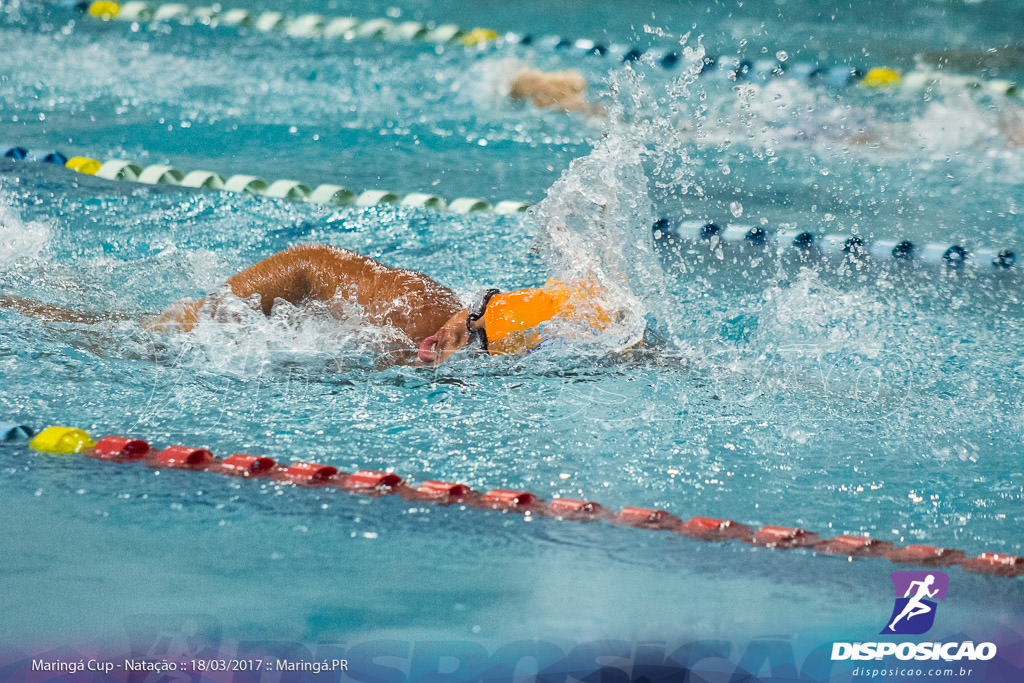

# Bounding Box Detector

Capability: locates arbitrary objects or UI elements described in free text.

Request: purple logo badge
[881,571,949,635]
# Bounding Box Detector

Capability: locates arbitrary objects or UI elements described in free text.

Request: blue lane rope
[79,2,1020,98]
[1,146,68,165]
[653,219,1017,272]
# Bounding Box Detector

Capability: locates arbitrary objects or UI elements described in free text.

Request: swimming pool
[1,0,1023,680]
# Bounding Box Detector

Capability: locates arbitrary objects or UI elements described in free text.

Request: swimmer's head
[418,289,501,365]
[418,282,615,364]
[418,309,477,365]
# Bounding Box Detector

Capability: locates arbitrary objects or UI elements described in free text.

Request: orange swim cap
[482,280,613,355]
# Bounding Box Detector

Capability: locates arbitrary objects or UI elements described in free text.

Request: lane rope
[80,2,1021,99]
[2,145,529,214]
[654,219,1018,272]
[6,145,1017,272]
[6,424,1022,578]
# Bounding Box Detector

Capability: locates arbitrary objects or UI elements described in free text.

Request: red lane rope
[69,435,1023,578]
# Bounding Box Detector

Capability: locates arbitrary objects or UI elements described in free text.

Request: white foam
[456,57,529,108]
[155,289,412,377]
[0,185,51,266]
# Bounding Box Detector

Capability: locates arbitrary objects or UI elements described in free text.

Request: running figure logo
[881,571,949,635]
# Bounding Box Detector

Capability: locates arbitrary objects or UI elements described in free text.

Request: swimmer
[2,243,617,366]
[508,67,602,115]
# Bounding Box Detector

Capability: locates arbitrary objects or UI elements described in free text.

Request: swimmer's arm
[225,246,326,315]
[147,244,362,331]
[143,250,308,332]
[0,295,122,324]
[142,299,206,332]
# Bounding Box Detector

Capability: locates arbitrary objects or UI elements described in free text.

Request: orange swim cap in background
[482,280,613,355]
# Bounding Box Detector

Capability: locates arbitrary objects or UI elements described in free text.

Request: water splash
[0,184,51,267]
[529,40,712,350]
[518,27,1024,464]
[456,57,530,109]
[153,289,414,377]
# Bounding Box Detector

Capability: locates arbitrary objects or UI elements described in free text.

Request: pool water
[1,0,1023,676]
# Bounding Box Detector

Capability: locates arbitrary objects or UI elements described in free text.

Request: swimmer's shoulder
[282,243,363,262]
[280,244,383,273]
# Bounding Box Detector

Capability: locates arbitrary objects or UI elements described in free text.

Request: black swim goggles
[466,288,500,354]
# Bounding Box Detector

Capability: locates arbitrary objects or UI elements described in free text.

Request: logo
[831,570,997,663]
[880,571,948,635]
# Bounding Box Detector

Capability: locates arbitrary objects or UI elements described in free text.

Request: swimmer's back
[171,244,461,343]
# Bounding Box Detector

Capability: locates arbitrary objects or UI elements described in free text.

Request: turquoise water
[1,0,1023,670]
